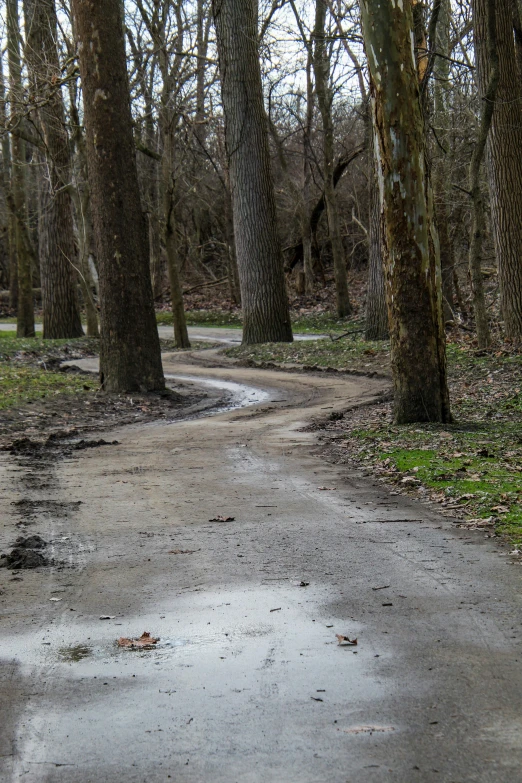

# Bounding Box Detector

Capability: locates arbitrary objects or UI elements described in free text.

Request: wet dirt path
[1,353,521,782]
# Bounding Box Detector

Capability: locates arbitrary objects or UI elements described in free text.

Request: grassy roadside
[225,335,522,549]
[156,309,357,334]
[0,334,99,409]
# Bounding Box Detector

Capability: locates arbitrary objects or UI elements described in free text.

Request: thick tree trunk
[24,0,83,339]
[361,0,451,424]
[474,0,522,340]
[213,0,293,344]
[7,0,35,337]
[313,0,351,318]
[71,0,164,391]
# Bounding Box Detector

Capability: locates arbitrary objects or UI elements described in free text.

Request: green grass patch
[347,421,522,547]
[0,363,96,409]
[224,336,390,373]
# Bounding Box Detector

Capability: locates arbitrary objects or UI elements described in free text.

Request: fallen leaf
[49,597,62,602]
[292,580,310,587]
[117,631,159,649]
[317,486,336,491]
[100,615,115,620]
[336,634,358,646]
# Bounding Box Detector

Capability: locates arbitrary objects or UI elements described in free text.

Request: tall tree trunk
[24,0,83,339]
[303,50,315,295]
[69,97,99,338]
[0,54,17,310]
[474,0,522,340]
[162,128,190,349]
[365,111,388,340]
[313,0,351,318]
[7,0,35,337]
[433,0,456,322]
[213,0,293,344]
[469,0,499,348]
[71,0,164,391]
[361,0,451,424]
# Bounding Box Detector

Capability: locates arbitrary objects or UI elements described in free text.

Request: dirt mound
[1,548,48,569]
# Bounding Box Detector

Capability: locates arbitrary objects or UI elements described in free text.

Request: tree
[212,0,293,344]
[360,0,451,424]
[71,0,164,392]
[474,0,522,341]
[24,0,84,339]
[7,0,35,337]
[312,0,352,319]
[468,0,499,348]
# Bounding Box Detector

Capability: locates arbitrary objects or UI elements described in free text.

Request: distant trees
[71,0,164,391]
[0,0,522,419]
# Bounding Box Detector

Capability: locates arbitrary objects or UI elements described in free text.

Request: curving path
[0,351,521,782]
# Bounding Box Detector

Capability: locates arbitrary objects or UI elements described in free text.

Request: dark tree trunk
[71,0,164,391]
[213,0,292,344]
[361,0,451,424]
[474,0,522,340]
[7,0,35,337]
[24,0,83,339]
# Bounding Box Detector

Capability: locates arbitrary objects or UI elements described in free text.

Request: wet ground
[1,352,522,782]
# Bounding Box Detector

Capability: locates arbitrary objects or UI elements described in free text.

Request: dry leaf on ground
[209,516,235,522]
[117,631,159,649]
[336,634,358,646]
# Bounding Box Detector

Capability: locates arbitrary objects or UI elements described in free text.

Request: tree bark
[432,0,456,322]
[7,0,35,337]
[365,111,388,340]
[361,0,451,424]
[313,0,351,318]
[213,0,293,344]
[474,0,522,340]
[468,0,499,348]
[0,53,17,310]
[24,0,83,339]
[71,0,164,391]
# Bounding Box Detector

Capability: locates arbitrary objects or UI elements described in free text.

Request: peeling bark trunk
[213,0,292,344]
[361,0,451,424]
[71,0,164,391]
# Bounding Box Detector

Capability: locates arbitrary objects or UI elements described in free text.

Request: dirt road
[1,352,521,782]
